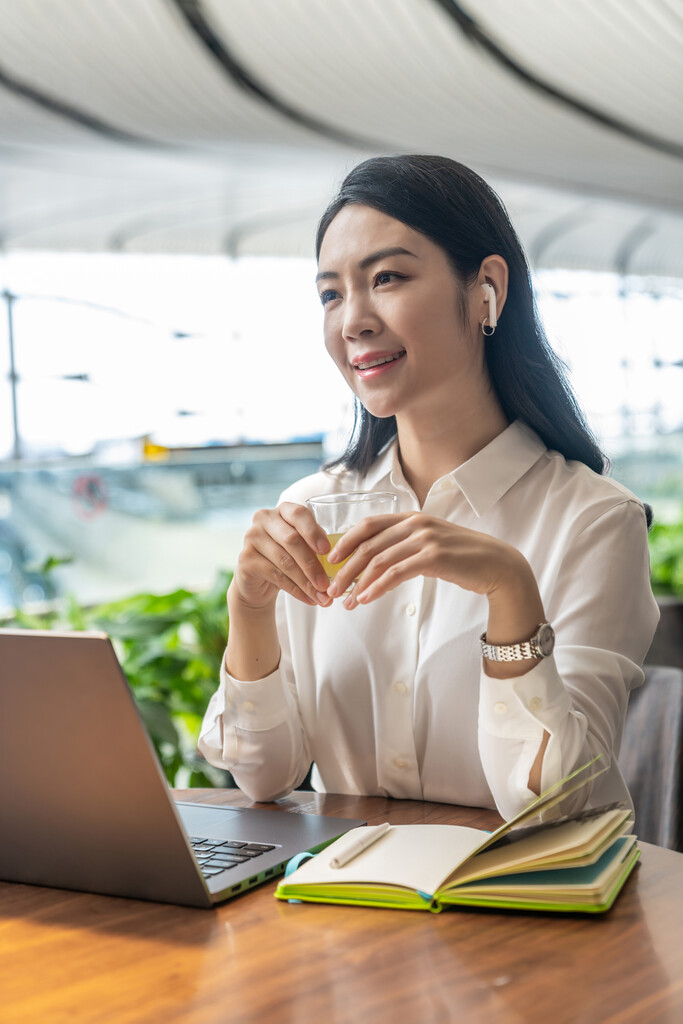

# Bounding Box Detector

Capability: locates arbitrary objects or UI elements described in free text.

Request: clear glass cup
[306,491,399,585]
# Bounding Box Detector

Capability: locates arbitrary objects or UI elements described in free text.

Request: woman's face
[316,204,484,423]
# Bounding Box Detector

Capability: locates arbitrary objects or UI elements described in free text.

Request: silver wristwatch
[480,622,555,662]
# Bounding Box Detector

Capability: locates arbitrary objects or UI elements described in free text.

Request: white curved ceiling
[0,0,681,277]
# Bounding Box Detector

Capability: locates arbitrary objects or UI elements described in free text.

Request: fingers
[236,503,333,608]
[228,570,314,615]
[327,514,402,563]
[280,502,330,558]
[326,515,415,596]
[338,536,425,608]
[235,544,318,607]
[346,551,428,609]
[327,514,456,608]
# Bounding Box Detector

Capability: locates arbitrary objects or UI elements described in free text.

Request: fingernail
[316,538,331,554]
[343,595,354,610]
[327,582,339,598]
[316,574,330,590]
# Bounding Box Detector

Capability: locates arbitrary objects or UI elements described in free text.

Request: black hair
[315,154,607,477]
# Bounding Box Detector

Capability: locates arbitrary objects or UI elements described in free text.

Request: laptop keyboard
[189,836,278,878]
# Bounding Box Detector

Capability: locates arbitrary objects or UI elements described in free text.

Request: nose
[341,292,382,342]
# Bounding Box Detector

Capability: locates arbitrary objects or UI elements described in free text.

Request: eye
[319,288,339,306]
[374,271,404,286]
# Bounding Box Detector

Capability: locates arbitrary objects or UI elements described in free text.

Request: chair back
[620,665,683,851]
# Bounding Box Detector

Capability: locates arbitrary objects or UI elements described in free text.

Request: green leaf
[65,593,88,631]
[137,700,180,747]
[9,608,56,629]
[24,554,75,575]
[648,511,683,597]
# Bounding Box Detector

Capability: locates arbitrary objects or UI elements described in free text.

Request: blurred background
[1,0,682,613]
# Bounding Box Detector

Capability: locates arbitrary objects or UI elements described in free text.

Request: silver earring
[482,318,496,337]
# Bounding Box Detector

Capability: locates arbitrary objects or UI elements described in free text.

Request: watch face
[538,623,555,657]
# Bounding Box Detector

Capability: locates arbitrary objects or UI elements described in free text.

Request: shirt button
[405,603,417,617]
[394,758,407,769]
[394,682,408,695]
[529,697,543,711]
[242,701,255,713]
[494,702,508,715]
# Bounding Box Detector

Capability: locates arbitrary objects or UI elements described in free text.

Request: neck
[395,384,508,507]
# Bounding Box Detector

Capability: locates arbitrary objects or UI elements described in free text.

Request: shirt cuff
[479,655,573,740]
[221,654,291,732]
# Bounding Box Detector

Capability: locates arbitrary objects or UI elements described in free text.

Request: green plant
[9,569,234,786]
[648,517,683,597]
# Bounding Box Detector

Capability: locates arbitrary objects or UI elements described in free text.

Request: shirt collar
[451,420,548,517]
[361,420,548,517]
[361,439,399,490]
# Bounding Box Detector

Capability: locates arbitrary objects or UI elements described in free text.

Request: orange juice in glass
[306,492,399,588]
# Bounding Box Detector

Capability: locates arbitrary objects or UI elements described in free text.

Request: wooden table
[2,790,682,1023]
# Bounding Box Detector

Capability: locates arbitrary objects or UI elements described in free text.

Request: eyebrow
[315,247,418,283]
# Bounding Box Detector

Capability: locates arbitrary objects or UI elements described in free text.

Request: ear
[477,256,508,327]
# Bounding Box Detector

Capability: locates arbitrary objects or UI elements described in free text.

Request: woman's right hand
[230,502,334,611]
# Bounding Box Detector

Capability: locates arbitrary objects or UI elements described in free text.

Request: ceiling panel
[0,0,680,278]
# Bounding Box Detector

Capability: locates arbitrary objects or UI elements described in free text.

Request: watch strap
[480,622,554,662]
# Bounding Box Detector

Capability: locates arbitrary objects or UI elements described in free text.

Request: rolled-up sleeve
[478,499,659,819]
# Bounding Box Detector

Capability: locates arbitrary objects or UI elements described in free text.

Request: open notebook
[276,760,638,914]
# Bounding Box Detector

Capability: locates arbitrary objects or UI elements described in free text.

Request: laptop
[0,629,365,908]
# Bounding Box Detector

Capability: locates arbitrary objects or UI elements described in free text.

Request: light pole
[2,290,20,461]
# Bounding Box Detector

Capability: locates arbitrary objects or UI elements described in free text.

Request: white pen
[329,822,391,869]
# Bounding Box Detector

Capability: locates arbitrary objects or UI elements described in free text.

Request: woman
[199,155,659,819]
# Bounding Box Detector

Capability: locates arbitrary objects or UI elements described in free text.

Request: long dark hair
[316,154,607,476]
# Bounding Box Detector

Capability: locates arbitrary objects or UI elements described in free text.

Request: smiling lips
[352,349,406,374]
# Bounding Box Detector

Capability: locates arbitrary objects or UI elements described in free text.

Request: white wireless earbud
[481,283,497,330]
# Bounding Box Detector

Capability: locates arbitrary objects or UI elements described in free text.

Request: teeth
[356,351,405,370]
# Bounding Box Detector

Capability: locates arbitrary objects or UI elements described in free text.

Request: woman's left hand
[329,512,550,782]
[326,512,530,608]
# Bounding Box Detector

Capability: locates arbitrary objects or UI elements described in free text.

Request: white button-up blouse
[199,421,659,819]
